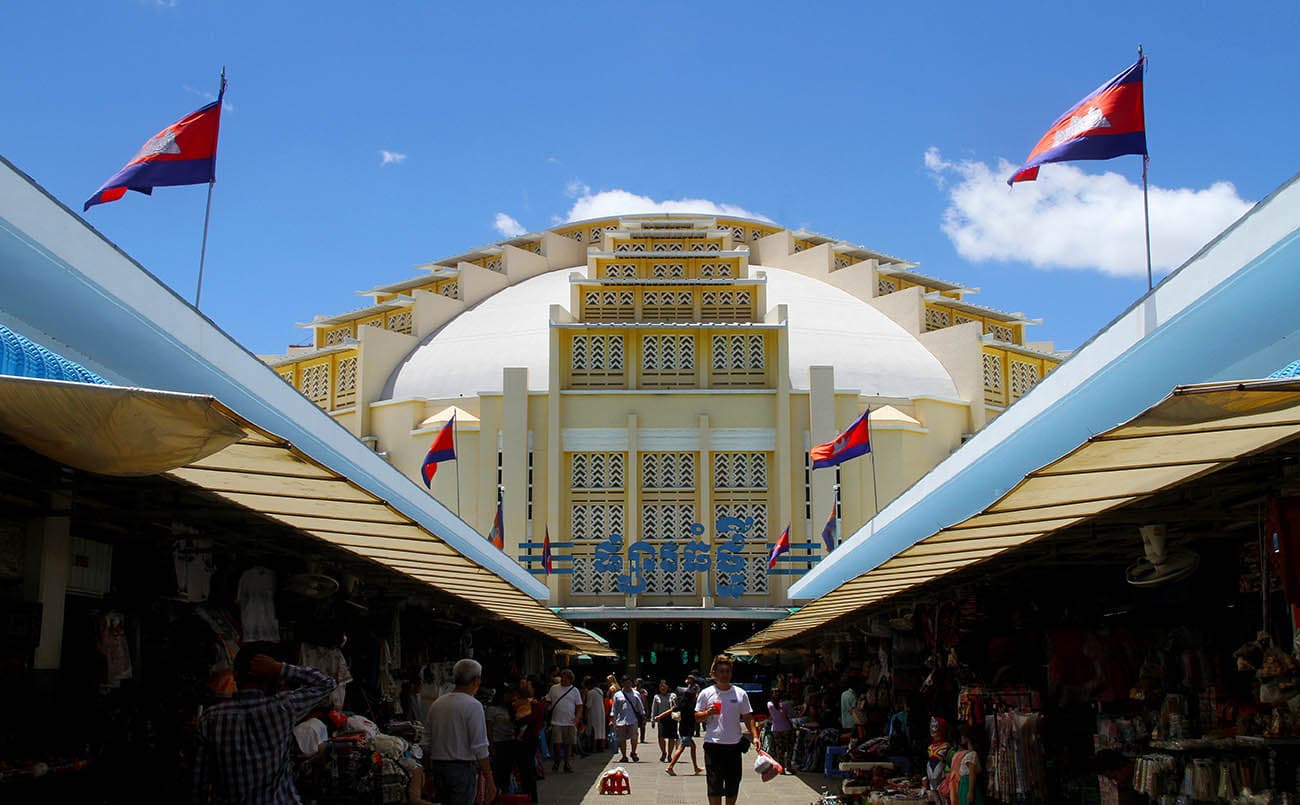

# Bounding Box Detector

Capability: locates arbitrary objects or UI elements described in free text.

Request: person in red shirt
[512,676,546,803]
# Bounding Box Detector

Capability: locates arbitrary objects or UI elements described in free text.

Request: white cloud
[924,147,1253,277]
[561,186,771,223]
[565,179,590,198]
[379,150,407,166]
[494,213,527,238]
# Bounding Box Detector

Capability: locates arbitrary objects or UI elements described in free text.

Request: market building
[263,214,1063,673]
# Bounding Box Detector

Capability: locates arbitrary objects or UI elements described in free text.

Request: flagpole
[868,407,880,519]
[194,67,226,309]
[452,413,461,517]
[1136,46,1154,292]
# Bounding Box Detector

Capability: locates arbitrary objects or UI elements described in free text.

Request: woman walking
[652,679,678,762]
[766,688,795,774]
[665,674,704,776]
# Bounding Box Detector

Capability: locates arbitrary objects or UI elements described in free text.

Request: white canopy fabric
[732,379,1300,654]
[0,376,612,656]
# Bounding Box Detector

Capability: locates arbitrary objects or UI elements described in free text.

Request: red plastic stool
[599,770,631,795]
[498,795,531,805]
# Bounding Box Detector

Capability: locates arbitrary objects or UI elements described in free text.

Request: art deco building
[263,215,1061,667]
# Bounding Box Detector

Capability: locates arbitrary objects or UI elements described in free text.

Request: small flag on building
[812,409,872,469]
[768,525,791,570]
[85,84,227,211]
[420,414,457,488]
[821,508,837,553]
[1008,58,1147,185]
[488,495,504,550]
[542,527,553,575]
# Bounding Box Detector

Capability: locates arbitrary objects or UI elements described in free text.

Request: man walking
[695,655,760,805]
[544,668,583,773]
[612,676,645,763]
[194,649,337,804]
[423,658,495,805]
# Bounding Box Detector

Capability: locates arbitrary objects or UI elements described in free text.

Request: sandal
[665,767,676,776]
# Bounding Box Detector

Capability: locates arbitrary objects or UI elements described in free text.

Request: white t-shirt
[422,691,490,761]
[696,684,752,745]
[546,683,581,727]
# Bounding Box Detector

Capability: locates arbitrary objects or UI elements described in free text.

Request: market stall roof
[0,375,613,657]
[731,378,1300,654]
[0,155,545,601]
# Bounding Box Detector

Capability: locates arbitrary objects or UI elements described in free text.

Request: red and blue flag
[420,414,456,488]
[812,409,872,469]
[1008,57,1147,185]
[821,508,837,553]
[488,496,504,550]
[84,82,226,212]
[542,527,553,575]
[768,525,791,570]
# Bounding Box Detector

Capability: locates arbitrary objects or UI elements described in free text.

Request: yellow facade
[264,214,1061,622]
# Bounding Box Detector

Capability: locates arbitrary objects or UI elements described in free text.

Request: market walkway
[532,742,832,804]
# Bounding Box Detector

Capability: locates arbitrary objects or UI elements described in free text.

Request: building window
[700,290,752,322]
[277,368,295,384]
[641,290,693,321]
[698,262,734,279]
[584,290,636,322]
[877,277,899,295]
[983,352,1005,406]
[1010,360,1040,401]
[987,323,1016,343]
[570,503,625,542]
[324,326,350,346]
[570,334,625,388]
[571,452,625,490]
[440,281,460,300]
[640,334,695,388]
[651,263,686,279]
[603,263,638,279]
[713,452,767,490]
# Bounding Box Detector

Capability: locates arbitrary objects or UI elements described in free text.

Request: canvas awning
[732,378,1300,654]
[0,375,612,656]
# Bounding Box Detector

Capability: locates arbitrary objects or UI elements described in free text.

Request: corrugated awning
[0,376,612,656]
[732,379,1300,654]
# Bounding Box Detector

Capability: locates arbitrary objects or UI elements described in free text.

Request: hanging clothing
[236,566,280,643]
[172,538,214,602]
[97,611,133,687]
[301,644,352,710]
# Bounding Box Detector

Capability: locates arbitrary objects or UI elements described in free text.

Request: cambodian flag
[1008,58,1147,185]
[542,528,553,575]
[420,414,456,488]
[820,508,837,553]
[811,409,871,469]
[488,496,504,550]
[768,525,791,570]
[84,83,226,211]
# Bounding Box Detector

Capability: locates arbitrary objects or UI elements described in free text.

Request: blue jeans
[430,760,479,805]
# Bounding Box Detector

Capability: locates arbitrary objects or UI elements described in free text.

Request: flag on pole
[542,527,553,575]
[488,495,504,550]
[768,525,791,570]
[85,85,226,211]
[420,414,457,488]
[1008,58,1147,185]
[821,508,837,553]
[811,409,872,469]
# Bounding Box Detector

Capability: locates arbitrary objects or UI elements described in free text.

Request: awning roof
[732,379,1300,654]
[0,376,612,656]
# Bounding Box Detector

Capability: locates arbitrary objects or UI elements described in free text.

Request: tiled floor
[530,743,833,804]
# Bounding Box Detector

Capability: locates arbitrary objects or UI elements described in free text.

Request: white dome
[385,267,959,401]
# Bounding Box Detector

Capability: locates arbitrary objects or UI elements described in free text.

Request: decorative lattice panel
[644,561,698,595]
[1010,360,1040,399]
[746,555,770,594]
[604,263,638,279]
[988,323,1015,343]
[387,310,413,334]
[485,258,503,273]
[641,336,695,372]
[877,277,899,295]
[710,334,765,370]
[713,452,767,490]
[440,282,460,300]
[570,503,625,541]
[701,290,752,322]
[277,368,294,384]
[571,334,625,370]
[641,452,696,490]
[640,503,697,540]
[924,308,952,331]
[731,226,746,244]
[652,242,683,252]
[698,263,734,279]
[335,356,358,407]
[324,326,350,346]
[955,314,978,326]
[301,364,330,406]
[834,255,852,270]
[642,290,693,321]
[589,226,606,245]
[651,263,686,279]
[713,502,769,541]
[571,554,619,595]
[584,290,636,322]
[570,452,625,490]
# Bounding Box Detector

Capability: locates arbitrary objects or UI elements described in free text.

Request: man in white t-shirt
[694,655,760,805]
[545,668,584,773]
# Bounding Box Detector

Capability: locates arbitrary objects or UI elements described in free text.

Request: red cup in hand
[711,701,722,715]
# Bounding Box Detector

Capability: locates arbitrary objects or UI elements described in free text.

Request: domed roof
[385,267,959,401]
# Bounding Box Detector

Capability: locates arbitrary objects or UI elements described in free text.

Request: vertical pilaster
[28,495,71,670]
[625,413,639,610]
[502,368,529,554]
[809,366,837,552]
[698,414,712,608]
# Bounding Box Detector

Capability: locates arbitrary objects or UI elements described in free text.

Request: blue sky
[3,1,1297,355]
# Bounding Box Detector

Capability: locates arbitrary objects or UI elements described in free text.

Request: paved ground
[530,741,834,804]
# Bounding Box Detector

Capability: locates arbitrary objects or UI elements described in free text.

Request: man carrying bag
[544,669,583,774]
[695,655,761,805]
